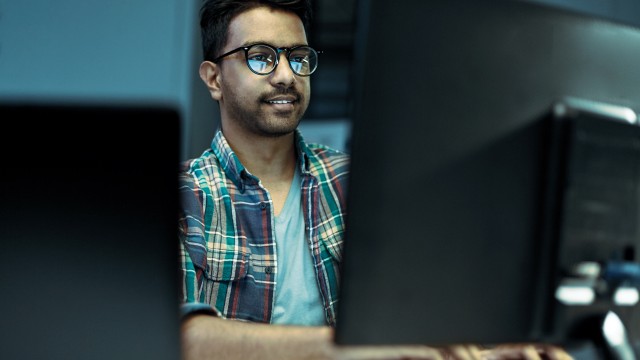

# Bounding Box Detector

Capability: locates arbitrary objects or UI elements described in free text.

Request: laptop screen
[0,103,182,360]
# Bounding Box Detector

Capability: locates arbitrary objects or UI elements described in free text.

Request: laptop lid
[0,103,182,360]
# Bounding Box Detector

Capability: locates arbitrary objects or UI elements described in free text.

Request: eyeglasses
[212,43,319,76]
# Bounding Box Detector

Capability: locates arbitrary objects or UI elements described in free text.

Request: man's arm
[180,315,448,360]
[180,315,487,360]
[181,315,574,360]
[181,314,335,360]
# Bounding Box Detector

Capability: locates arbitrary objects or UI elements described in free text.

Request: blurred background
[0,0,357,160]
[1,0,639,161]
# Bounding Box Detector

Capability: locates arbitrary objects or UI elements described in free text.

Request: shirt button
[265,266,273,274]
[260,203,267,210]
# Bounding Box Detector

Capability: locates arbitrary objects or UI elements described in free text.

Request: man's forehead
[226,7,307,48]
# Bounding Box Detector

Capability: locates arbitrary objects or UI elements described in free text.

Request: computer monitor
[335,0,640,355]
[0,102,182,360]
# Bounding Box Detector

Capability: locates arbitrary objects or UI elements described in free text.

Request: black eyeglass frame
[211,43,320,76]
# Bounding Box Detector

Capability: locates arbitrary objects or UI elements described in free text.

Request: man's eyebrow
[241,41,309,48]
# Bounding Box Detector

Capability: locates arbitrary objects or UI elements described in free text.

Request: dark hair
[200,0,313,62]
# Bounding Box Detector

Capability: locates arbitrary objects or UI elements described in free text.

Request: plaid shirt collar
[210,129,313,190]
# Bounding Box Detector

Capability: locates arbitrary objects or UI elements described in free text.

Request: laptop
[0,102,182,360]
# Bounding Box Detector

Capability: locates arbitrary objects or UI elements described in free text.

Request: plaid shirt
[178,129,349,326]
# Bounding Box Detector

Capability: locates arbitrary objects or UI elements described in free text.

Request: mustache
[260,88,302,101]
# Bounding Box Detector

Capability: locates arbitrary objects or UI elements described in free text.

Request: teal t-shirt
[271,168,326,325]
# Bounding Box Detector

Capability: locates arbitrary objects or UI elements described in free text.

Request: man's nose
[269,52,295,87]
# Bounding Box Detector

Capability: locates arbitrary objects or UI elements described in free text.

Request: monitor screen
[0,102,182,360]
[336,0,640,354]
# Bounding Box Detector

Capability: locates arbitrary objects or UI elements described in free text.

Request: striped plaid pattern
[178,129,349,326]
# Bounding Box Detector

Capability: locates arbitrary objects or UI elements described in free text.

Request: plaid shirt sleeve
[177,160,221,317]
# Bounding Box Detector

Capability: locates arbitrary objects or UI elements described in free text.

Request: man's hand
[476,344,574,360]
[333,344,574,360]
[334,345,445,360]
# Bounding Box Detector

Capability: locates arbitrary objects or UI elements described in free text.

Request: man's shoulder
[179,150,220,183]
[302,143,350,190]
[305,142,348,154]
[304,143,350,167]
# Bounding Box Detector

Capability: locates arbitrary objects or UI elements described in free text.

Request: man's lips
[267,99,294,104]
[263,95,298,105]
[262,95,299,112]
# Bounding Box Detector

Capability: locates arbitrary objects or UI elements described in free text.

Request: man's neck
[222,127,296,212]
[224,129,296,180]
[223,127,297,216]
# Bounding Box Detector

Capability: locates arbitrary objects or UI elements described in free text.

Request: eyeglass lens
[246,45,317,76]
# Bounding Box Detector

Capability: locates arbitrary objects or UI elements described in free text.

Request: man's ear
[199,61,223,101]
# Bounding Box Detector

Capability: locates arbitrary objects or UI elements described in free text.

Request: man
[178,0,351,358]
[178,1,572,359]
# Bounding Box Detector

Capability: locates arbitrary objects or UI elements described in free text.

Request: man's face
[215,7,311,138]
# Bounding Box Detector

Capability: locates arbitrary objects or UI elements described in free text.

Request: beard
[223,85,309,138]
